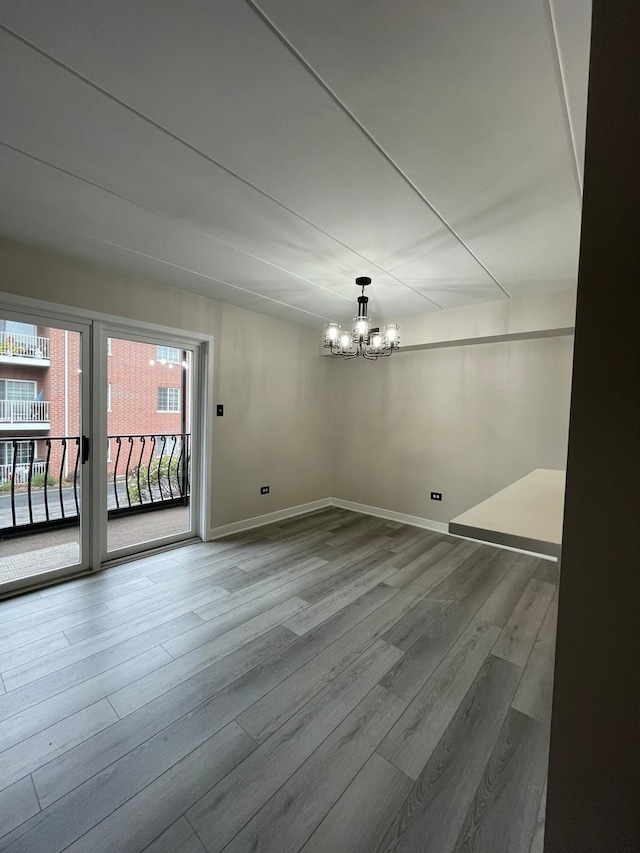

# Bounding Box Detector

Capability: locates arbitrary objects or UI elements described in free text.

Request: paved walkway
[0,506,191,585]
[0,543,80,582]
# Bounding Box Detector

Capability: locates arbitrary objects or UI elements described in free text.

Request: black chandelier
[323,277,400,360]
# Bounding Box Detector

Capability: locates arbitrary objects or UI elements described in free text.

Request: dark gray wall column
[545,1,640,850]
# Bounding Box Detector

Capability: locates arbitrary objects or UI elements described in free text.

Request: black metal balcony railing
[0,433,190,537]
[109,433,190,517]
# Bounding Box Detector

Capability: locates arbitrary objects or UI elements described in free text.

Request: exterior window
[156,435,178,457]
[107,383,111,412]
[157,387,180,412]
[156,346,181,364]
[0,441,32,466]
[0,381,41,424]
[0,321,47,359]
[0,440,34,483]
[107,337,112,355]
[0,380,37,401]
[0,320,37,336]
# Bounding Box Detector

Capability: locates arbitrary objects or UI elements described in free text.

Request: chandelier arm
[364,343,394,359]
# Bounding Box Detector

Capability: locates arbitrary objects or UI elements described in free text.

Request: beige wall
[330,326,574,522]
[0,236,331,532]
[210,302,331,527]
[1,234,574,540]
[400,288,576,348]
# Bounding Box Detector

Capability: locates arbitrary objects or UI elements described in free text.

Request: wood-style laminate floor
[0,508,558,852]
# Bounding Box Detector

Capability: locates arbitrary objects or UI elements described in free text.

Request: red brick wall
[107,338,187,437]
[107,337,191,475]
[1,327,191,481]
[41,328,81,478]
[45,328,81,437]
[0,325,78,478]
[0,364,46,384]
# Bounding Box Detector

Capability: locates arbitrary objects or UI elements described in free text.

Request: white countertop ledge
[449,469,565,558]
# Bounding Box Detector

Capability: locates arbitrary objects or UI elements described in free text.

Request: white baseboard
[331,498,556,560]
[207,498,333,540]
[207,496,557,561]
[329,498,449,534]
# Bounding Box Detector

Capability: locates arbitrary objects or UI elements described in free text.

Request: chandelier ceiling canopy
[323,277,400,360]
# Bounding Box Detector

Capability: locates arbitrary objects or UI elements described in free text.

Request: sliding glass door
[101,329,198,560]
[0,303,204,595]
[0,308,90,593]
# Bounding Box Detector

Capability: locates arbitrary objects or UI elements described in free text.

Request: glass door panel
[105,334,195,556]
[0,311,89,592]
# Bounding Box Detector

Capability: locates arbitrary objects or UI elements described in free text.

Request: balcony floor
[0,505,190,586]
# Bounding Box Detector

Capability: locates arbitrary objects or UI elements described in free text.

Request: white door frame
[95,323,206,563]
[0,290,213,580]
[0,302,92,594]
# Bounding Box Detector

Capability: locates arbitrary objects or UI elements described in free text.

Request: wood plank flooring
[0,508,557,852]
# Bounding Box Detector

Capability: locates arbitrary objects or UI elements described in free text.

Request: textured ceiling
[0,0,591,327]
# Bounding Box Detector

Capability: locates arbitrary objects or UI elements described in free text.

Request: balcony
[0,331,50,366]
[0,432,191,585]
[0,400,51,430]
[0,432,190,534]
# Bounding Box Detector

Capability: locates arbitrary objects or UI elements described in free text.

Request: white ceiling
[0,0,591,327]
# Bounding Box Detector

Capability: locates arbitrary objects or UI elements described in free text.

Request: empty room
[1,2,638,853]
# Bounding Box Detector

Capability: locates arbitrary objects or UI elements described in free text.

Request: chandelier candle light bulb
[326,323,340,342]
[323,277,400,360]
[354,316,371,338]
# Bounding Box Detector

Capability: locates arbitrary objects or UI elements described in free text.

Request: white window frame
[0,440,32,465]
[0,379,37,400]
[157,345,181,364]
[1,293,213,568]
[155,435,178,457]
[157,386,180,413]
[0,320,37,336]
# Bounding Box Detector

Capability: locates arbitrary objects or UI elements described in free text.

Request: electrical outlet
[216,404,224,416]
[260,486,270,495]
[431,492,443,501]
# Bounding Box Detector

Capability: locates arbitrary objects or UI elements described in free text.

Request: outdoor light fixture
[323,277,400,360]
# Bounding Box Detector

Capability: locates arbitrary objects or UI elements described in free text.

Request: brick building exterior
[1,320,190,483]
[44,328,82,478]
[107,337,187,440]
[107,337,190,476]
